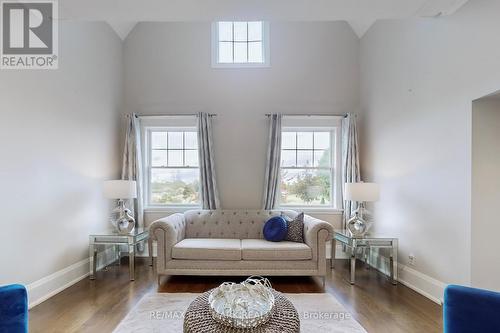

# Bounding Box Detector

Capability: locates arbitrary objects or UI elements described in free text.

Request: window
[145,128,200,206]
[279,125,341,209]
[212,21,270,68]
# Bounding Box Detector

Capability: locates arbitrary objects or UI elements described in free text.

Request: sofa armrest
[0,284,28,333]
[444,285,500,333]
[149,213,186,270]
[303,215,333,269]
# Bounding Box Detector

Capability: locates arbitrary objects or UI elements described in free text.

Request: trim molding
[398,264,446,305]
[367,249,446,304]
[27,247,116,309]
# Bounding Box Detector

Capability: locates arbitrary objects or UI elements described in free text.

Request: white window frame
[142,123,201,210]
[278,118,343,212]
[211,21,270,68]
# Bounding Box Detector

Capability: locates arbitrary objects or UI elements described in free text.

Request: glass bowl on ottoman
[183,277,300,333]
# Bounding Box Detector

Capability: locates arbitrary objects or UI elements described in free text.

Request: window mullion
[282,167,323,169]
[232,22,235,63]
[332,129,336,208]
[151,166,199,170]
[295,132,298,167]
[166,131,169,167]
[147,130,151,170]
[312,130,315,167]
[182,131,185,166]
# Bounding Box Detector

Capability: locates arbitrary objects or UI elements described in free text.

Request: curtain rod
[265,113,348,118]
[133,113,217,118]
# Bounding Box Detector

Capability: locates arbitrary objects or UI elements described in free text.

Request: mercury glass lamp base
[347,217,369,237]
[110,200,136,234]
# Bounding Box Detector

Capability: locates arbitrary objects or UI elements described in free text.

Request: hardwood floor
[29,258,443,333]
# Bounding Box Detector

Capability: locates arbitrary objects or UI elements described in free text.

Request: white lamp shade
[344,182,380,202]
[103,180,137,199]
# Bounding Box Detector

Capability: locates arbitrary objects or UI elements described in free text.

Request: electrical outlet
[408,254,416,266]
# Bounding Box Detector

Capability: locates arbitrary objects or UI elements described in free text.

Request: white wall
[360,0,500,297]
[0,22,123,302]
[124,21,359,227]
[471,97,500,291]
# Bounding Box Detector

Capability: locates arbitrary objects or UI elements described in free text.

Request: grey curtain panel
[342,113,361,227]
[262,113,282,210]
[197,112,220,209]
[122,113,144,228]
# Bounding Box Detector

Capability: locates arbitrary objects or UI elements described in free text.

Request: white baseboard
[397,264,446,305]
[27,247,116,309]
[366,249,446,304]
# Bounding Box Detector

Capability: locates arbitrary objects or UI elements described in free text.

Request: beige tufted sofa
[149,210,333,282]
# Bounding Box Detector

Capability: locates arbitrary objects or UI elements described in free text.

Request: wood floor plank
[28,258,443,332]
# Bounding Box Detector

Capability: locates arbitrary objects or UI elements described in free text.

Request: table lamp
[103,180,137,234]
[344,182,380,237]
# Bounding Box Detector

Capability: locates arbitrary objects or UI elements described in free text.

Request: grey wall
[471,97,500,291]
[0,22,123,286]
[360,0,500,287]
[123,21,360,227]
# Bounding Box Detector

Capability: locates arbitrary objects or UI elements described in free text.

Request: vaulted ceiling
[58,0,469,39]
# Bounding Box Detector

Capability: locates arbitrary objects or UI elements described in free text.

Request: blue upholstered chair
[0,284,28,333]
[444,284,500,333]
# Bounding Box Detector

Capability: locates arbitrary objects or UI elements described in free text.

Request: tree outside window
[280,130,335,207]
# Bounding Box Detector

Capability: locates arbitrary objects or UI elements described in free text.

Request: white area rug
[114,292,367,333]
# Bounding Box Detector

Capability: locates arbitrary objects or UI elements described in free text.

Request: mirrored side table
[89,228,151,281]
[331,229,398,285]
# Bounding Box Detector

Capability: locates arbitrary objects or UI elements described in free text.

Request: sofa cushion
[241,239,312,261]
[172,239,241,261]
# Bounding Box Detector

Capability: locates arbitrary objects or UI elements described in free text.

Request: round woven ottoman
[183,289,300,333]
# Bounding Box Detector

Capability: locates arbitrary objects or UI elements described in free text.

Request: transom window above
[147,129,200,206]
[280,130,337,208]
[212,21,270,68]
